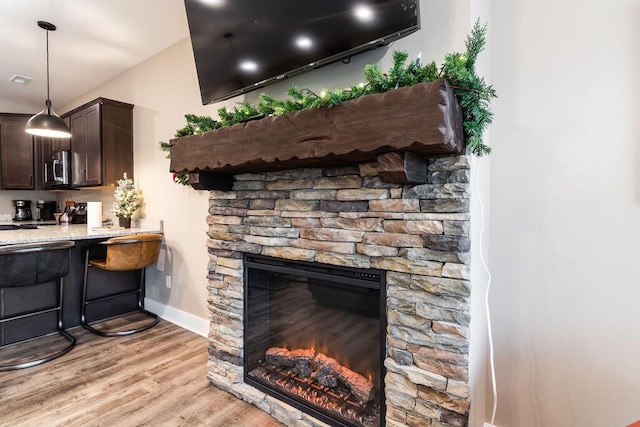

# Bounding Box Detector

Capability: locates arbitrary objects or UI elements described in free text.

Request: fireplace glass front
[244,254,386,427]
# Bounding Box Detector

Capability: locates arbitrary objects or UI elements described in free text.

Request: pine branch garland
[160,20,497,184]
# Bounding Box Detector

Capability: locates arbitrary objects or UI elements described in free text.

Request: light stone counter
[0,219,163,245]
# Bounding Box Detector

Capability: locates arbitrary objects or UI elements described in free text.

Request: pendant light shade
[25,21,71,139]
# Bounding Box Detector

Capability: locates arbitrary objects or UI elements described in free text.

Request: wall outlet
[484,423,497,427]
[165,275,172,288]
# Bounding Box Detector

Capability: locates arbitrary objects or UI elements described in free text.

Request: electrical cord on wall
[474,157,498,425]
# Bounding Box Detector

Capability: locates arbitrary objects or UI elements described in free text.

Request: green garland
[160,20,496,185]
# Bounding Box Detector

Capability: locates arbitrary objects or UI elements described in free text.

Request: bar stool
[0,241,76,371]
[81,234,163,337]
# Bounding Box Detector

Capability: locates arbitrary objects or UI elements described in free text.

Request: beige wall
[488,0,640,425]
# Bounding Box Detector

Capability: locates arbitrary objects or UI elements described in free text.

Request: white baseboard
[144,298,209,337]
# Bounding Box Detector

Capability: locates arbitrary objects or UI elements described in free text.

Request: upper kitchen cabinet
[64,98,133,187]
[0,114,35,190]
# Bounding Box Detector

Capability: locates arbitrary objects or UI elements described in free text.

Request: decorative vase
[119,217,131,229]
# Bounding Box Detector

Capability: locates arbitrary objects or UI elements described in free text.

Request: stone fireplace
[205,155,471,427]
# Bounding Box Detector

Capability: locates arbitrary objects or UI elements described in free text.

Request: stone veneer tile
[371,257,443,276]
[280,211,339,218]
[362,233,424,248]
[428,170,470,184]
[446,380,470,399]
[423,235,471,252]
[246,209,282,216]
[442,263,471,280]
[385,359,447,390]
[429,264,472,289]
[319,217,384,232]
[369,199,420,212]
[403,213,471,221]
[209,206,247,216]
[403,183,470,200]
[432,321,470,339]
[232,180,265,191]
[413,355,469,382]
[420,198,470,213]
[314,252,371,268]
[290,218,322,228]
[356,244,399,257]
[324,165,360,176]
[359,162,378,176]
[207,215,242,225]
[265,168,323,181]
[243,216,291,227]
[243,235,290,246]
[384,220,444,235]
[443,220,470,237]
[319,200,369,212]
[235,172,266,181]
[401,248,470,265]
[337,188,390,201]
[290,239,356,254]
[418,388,470,415]
[299,228,364,242]
[427,156,469,171]
[249,226,299,238]
[313,176,363,189]
[209,190,237,200]
[261,246,316,261]
[363,176,400,189]
[265,179,314,190]
[339,211,404,219]
[290,189,337,200]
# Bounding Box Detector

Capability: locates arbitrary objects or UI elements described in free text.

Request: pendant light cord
[45,27,52,113]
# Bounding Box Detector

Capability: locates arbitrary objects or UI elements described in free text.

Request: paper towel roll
[87,202,102,230]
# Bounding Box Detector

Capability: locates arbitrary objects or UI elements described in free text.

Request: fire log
[265,347,314,378]
[313,353,375,405]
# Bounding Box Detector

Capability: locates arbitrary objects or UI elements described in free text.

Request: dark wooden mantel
[170,79,464,189]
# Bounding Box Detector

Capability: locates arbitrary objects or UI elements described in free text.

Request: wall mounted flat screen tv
[184,0,420,105]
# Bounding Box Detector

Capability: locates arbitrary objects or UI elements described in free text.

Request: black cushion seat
[0,240,76,371]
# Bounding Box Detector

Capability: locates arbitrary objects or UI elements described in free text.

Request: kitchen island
[0,220,163,345]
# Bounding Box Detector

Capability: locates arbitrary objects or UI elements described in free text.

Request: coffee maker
[13,200,32,221]
[36,200,57,221]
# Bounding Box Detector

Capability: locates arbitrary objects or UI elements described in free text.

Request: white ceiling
[0,0,190,114]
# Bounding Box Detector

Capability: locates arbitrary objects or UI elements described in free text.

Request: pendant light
[25,21,71,138]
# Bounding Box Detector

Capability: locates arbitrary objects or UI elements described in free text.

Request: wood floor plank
[0,318,282,427]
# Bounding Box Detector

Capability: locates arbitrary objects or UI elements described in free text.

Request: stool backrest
[0,241,75,288]
[103,234,163,271]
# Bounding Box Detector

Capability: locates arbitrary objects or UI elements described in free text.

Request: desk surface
[0,220,163,245]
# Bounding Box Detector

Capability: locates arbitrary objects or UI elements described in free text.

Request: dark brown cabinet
[0,114,35,190]
[64,98,133,187]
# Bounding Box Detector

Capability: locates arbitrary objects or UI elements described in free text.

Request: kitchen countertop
[0,219,163,245]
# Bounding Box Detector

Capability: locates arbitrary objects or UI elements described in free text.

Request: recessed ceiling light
[9,75,32,85]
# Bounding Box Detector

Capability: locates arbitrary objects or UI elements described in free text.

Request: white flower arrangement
[111,172,141,219]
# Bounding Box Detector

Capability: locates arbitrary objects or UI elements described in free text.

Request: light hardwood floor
[0,315,282,427]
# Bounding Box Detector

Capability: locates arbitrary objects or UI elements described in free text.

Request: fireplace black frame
[243,254,387,427]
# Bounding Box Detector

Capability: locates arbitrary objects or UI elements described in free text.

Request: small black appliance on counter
[36,200,57,221]
[71,203,87,224]
[13,200,32,221]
